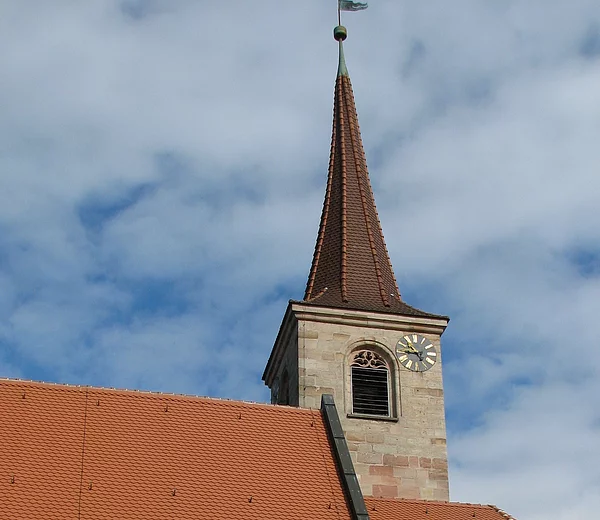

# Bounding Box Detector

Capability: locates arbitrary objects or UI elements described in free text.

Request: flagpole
[337,0,341,25]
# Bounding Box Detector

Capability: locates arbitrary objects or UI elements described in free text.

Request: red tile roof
[303,43,444,320]
[365,498,517,520]
[0,379,352,520]
[0,379,517,520]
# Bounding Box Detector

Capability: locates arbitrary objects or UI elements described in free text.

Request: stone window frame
[344,341,400,421]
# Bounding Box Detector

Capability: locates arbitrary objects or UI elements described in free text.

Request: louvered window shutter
[350,351,390,416]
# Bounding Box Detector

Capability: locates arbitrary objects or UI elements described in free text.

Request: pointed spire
[303,27,435,317]
[335,26,349,77]
[337,40,348,77]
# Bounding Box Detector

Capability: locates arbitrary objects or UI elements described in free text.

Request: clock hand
[400,346,423,362]
[406,340,424,361]
[405,341,419,354]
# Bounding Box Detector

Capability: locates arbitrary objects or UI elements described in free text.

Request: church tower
[263,26,450,501]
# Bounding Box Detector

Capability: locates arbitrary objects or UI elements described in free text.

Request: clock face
[396,334,437,372]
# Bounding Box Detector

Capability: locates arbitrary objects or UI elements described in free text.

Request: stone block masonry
[264,303,449,501]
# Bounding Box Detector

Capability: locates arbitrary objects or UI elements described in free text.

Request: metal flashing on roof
[321,394,369,520]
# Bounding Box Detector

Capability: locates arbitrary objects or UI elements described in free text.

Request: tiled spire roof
[304,31,440,318]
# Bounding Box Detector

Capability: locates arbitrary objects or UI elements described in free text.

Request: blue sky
[1,1,600,519]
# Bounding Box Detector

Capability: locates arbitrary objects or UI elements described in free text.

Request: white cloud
[1,1,600,518]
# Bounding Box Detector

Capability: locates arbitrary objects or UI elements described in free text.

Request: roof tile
[0,379,518,520]
[365,498,518,520]
[303,44,444,320]
[0,379,351,520]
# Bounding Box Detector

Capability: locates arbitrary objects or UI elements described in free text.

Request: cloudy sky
[1,1,600,518]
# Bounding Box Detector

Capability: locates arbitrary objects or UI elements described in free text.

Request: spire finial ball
[334,25,347,41]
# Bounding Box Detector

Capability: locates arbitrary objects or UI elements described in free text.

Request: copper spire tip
[333,25,347,41]
[336,29,349,77]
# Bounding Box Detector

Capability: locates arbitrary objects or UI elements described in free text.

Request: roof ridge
[0,377,317,412]
[305,120,336,300]
[489,505,519,519]
[346,79,390,307]
[346,86,390,307]
[365,497,495,508]
[339,75,349,302]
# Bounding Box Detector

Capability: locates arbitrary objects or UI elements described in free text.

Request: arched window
[351,350,390,417]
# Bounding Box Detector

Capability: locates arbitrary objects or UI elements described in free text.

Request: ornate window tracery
[351,350,388,369]
[350,350,390,417]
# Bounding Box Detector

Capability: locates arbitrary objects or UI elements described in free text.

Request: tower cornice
[291,301,449,334]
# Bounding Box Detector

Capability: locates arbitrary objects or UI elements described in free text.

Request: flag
[339,0,368,11]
